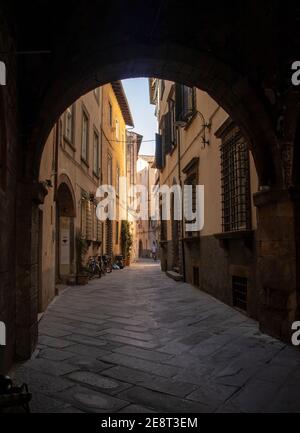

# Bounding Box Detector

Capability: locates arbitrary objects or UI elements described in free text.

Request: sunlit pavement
[14,260,300,413]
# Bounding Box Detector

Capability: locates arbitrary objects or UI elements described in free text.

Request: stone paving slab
[12,259,300,413]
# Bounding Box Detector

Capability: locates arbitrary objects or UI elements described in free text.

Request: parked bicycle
[88,256,101,279]
[102,254,113,273]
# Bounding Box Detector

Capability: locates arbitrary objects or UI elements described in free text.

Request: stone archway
[56,176,76,282]
[0,0,299,367]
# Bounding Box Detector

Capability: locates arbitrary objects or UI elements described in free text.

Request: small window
[81,110,89,162]
[64,105,74,143]
[93,130,100,176]
[232,276,248,312]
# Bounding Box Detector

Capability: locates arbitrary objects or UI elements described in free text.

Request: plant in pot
[121,220,133,267]
[76,234,89,285]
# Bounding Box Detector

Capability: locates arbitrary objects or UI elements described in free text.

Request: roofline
[111,81,134,127]
[127,130,143,153]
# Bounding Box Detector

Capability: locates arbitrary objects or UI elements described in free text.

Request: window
[219,123,251,232]
[107,154,112,185]
[175,84,196,126]
[232,276,248,312]
[93,130,100,176]
[81,110,89,162]
[108,101,113,127]
[64,106,74,142]
[115,119,120,141]
[116,164,120,195]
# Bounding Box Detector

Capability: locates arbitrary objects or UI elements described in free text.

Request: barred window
[220,125,251,232]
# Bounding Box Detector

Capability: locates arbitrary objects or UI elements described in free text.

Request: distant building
[136,155,159,259]
[126,131,143,262]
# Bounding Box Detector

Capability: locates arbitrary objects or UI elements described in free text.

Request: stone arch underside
[26,44,278,188]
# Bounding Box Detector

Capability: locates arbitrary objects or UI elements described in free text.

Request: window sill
[183,111,197,130]
[63,136,76,151]
[182,235,201,243]
[214,230,254,250]
[81,158,89,168]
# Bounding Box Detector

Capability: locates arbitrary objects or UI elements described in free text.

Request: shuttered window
[175,84,196,126]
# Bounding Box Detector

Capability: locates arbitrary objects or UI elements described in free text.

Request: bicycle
[88,256,101,279]
[102,254,113,273]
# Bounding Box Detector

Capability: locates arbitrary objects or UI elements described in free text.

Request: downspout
[178,129,186,281]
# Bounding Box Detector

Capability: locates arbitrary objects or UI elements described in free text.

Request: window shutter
[155,133,163,169]
[161,114,167,168]
[165,111,172,154]
[175,83,185,126]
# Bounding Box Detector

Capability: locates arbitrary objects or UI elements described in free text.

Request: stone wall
[0,13,18,373]
[161,234,259,321]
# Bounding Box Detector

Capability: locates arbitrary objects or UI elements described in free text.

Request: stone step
[166,270,184,282]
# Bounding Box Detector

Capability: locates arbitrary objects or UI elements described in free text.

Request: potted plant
[76,234,89,285]
[121,220,133,267]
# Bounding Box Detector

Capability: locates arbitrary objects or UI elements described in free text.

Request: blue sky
[122,78,157,156]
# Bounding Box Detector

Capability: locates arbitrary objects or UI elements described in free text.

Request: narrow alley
[13,261,300,413]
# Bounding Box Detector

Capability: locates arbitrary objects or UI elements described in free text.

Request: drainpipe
[178,129,186,281]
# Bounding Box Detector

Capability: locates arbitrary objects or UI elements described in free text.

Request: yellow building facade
[151,78,260,320]
[38,82,134,313]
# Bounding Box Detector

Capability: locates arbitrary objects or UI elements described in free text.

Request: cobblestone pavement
[14,260,300,413]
